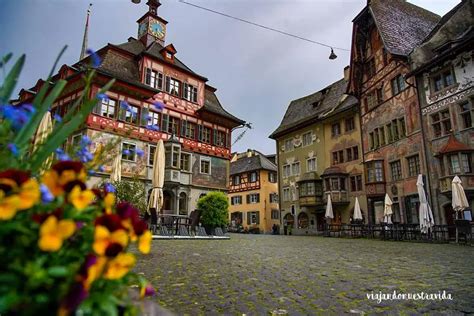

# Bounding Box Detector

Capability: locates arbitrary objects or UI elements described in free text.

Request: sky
[0,0,459,154]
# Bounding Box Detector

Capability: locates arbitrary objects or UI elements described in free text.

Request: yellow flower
[0,193,21,220]
[41,170,63,196]
[138,230,152,254]
[18,178,40,210]
[38,216,76,252]
[93,225,128,256]
[84,257,107,290]
[103,253,136,279]
[104,193,115,214]
[69,186,95,211]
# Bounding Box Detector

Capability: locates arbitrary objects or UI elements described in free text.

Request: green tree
[112,178,148,215]
[197,191,229,228]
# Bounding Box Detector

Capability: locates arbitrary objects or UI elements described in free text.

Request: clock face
[149,20,165,39]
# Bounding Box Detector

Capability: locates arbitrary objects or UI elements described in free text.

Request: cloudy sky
[0,0,458,154]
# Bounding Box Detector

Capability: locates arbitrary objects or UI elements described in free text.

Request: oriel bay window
[166,76,180,96]
[180,152,191,172]
[299,182,321,197]
[448,153,472,175]
[367,161,384,182]
[324,177,346,191]
[431,109,451,137]
[171,145,181,168]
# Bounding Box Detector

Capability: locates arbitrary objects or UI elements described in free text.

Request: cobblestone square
[135,234,474,315]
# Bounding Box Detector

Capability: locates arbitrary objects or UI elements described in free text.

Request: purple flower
[53,114,62,122]
[60,282,88,312]
[7,143,18,157]
[80,135,92,147]
[120,101,131,110]
[104,182,116,193]
[40,184,54,203]
[147,124,160,131]
[144,284,155,297]
[152,101,165,111]
[122,149,130,155]
[76,221,85,230]
[1,105,34,131]
[88,169,96,176]
[55,148,64,155]
[86,48,101,68]
[57,153,71,161]
[96,93,110,102]
[98,165,105,172]
[136,148,144,157]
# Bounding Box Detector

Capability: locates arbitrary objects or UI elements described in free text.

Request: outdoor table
[158,214,191,235]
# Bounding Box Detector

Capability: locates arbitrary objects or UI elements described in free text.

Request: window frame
[121,142,137,162]
[390,160,403,181]
[180,152,192,172]
[307,157,317,172]
[148,144,156,166]
[459,100,473,129]
[199,156,211,175]
[406,155,421,178]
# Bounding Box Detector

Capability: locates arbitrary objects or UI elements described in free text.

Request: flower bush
[0,51,153,315]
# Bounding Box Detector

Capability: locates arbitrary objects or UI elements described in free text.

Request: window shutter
[140,107,149,126]
[93,101,101,115]
[256,211,260,224]
[246,195,250,204]
[118,101,126,121]
[157,73,163,90]
[230,197,234,205]
[256,194,260,203]
[183,83,188,99]
[213,129,217,145]
[198,125,203,141]
[226,132,231,148]
[181,120,187,137]
[162,114,169,133]
[247,212,251,225]
[165,76,171,93]
[145,68,151,85]
[193,87,198,103]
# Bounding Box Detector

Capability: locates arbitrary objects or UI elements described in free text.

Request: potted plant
[197,191,229,235]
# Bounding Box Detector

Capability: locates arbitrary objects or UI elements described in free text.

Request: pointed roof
[438,135,473,155]
[269,78,357,139]
[199,88,245,125]
[365,0,440,56]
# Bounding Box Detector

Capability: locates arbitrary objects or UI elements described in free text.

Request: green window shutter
[192,87,198,103]
[213,129,218,145]
[247,212,251,225]
[181,120,187,137]
[256,211,260,224]
[256,194,260,203]
[145,68,151,85]
[226,132,231,148]
[162,114,169,133]
[246,195,250,204]
[140,107,149,126]
[183,83,188,99]
[198,125,203,141]
[93,100,101,115]
[165,76,171,93]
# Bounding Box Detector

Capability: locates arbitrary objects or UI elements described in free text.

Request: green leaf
[0,54,25,104]
[47,45,67,79]
[0,53,13,68]
[47,266,69,277]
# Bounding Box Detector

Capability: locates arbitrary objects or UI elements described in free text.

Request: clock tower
[137,0,168,47]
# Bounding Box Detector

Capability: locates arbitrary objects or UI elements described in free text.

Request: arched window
[179,192,187,215]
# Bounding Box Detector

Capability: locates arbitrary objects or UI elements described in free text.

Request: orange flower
[83,256,107,290]
[17,178,40,210]
[138,230,152,254]
[103,193,115,214]
[69,186,95,211]
[103,253,136,279]
[38,216,76,252]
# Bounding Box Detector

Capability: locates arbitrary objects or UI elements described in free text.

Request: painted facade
[348,0,439,225]
[17,1,244,215]
[409,0,474,228]
[228,150,279,233]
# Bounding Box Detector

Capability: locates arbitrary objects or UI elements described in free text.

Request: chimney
[344,66,350,81]
[247,149,253,158]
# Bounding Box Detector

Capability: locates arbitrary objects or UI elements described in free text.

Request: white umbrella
[452,176,469,215]
[325,194,334,219]
[353,197,363,221]
[417,174,434,234]
[110,150,122,182]
[383,194,393,224]
[148,139,165,214]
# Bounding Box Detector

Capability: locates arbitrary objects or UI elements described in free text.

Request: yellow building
[270,69,367,234]
[228,150,279,234]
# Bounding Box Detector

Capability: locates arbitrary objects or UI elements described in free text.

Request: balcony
[323,191,349,204]
[299,195,323,207]
[365,182,386,196]
[439,175,474,194]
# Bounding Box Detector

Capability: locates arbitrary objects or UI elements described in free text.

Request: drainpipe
[404,72,437,223]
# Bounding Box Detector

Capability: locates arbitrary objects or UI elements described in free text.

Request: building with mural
[269,70,362,234]
[409,0,474,229]
[16,0,244,215]
[228,150,278,234]
[347,0,440,225]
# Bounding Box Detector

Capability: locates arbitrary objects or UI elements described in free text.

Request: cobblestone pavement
[134,234,474,315]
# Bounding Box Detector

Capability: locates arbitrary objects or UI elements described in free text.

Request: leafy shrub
[197,191,229,228]
[111,177,148,216]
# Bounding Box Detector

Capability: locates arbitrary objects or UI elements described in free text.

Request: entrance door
[163,191,174,214]
[374,200,384,224]
[316,212,325,231]
[444,204,456,239]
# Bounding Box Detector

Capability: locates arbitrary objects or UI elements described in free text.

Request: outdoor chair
[178,225,190,236]
[196,226,207,236]
[159,225,172,237]
[214,227,224,236]
[455,220,472,245]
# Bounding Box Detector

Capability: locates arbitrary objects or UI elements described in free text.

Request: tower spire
[80,3,93,60]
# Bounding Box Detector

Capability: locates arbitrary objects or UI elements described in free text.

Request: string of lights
[178,0,350,52]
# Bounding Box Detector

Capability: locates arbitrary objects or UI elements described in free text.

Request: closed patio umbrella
[383,194,393,224]
[417,174,434,234]
[110,150,122,182]
[353,197,363,221]
[452,175,470,243]
[148,139,165,214]
[325,194,334,219]
[33,111,53,170]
